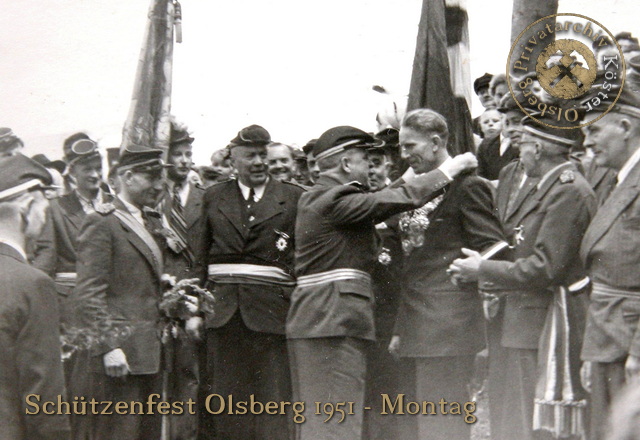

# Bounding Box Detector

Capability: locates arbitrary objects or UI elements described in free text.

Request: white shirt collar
[617,146,640,186]
[499,135,511,156]
[237,179,268,202]
[119,197,145,226]
[168,179,190,207]
[537,162,571,190]
[0,239,27,261]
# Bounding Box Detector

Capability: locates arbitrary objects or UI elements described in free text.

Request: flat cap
[64,137,101,166]
[473,73,493,95]
[302,139,317,155]
[0,154,54,201]
[0,127,24,153]
[169,123,194,146]
[229,125,271,148]
[313,126,383,162]
[370,128,399,155]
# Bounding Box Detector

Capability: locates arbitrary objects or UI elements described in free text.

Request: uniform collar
[617,146,640,186]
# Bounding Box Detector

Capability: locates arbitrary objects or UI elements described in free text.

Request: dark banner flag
[408,0,474,155]
[120,0,181,156]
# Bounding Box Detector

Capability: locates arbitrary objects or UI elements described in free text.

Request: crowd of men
[3,34,640,440]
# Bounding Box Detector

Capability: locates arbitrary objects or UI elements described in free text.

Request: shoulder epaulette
[345,181,366,189]
[559,169,575,184]
[94,202,116,215]
[282,180,309,191]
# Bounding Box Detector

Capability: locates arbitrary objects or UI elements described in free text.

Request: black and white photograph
[1,0,639,439]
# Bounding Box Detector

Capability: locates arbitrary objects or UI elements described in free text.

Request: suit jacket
[479,163,597,349]
[0,243,69,440]
[394,173,504,357]
[33,191,115,276]
[580,160,640,361]
[477,135,519,181]
[160,181,205,281]
[286,170,452,341]
[74,197,163,374]
[196,178,305,334]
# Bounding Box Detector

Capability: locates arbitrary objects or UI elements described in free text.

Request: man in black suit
[196,125,305,440]
[0,154,70,439]
[159,122,205,440]
[389,109,504,440]
[75,148,167,440]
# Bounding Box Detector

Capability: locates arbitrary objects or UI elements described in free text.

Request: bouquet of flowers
[60,313,132,361]
[398,193,445,255]
[158,274,215,342]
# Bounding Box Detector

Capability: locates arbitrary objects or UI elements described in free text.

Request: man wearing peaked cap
[474,72,495,110]
[0,154,70,439]
[578,73,640,440]
[286,124,478,440]
[73,146,167,439]
[451,114,596,439]
[196,124,304,440]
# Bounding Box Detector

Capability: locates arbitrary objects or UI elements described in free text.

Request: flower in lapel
[275,229,289,252]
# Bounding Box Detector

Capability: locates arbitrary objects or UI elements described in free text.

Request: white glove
[439,152,478,179]
[103,348,130,377]
[185,316,204,341]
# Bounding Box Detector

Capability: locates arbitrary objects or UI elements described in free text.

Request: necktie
[169,184,194,263]
[505,166,525,218]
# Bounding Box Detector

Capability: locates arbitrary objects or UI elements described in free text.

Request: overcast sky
[1,0,636,164]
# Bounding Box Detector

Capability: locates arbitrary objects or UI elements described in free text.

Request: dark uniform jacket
[74,197,164,374]
[495,160,539,239]
[479,163,597,349]
[32,191,113,321]
[581,160,640,361]
[196,178,305,334]
[286,171,451,341]
[0,243,70,440]
[371,216,403,340]
[394,173,504,357]
[160,181,205,281]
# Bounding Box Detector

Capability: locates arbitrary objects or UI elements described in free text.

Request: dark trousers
[488,343,539,440]
[200,313,292,440]
[168,332,200,440]
[412,355,475,440]
[588,360,626,440]
[363,338,417,440]
[91,372,163,440]
[288,337,368,440]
